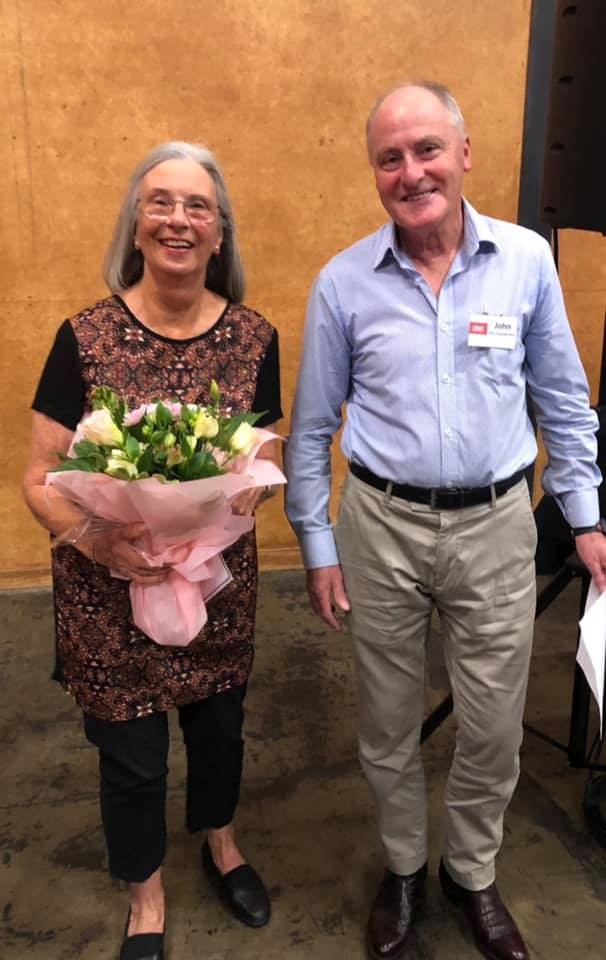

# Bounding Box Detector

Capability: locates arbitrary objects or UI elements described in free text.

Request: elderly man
[285,81,606,960]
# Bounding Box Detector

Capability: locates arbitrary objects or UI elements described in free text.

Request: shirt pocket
[466,343,523,387]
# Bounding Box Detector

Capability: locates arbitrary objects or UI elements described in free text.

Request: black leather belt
[349,462,526,510]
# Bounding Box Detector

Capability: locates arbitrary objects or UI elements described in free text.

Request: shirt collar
[372,198,499,272]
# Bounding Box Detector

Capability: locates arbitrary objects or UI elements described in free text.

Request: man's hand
[306,564,351,630]
[574,531,606,592]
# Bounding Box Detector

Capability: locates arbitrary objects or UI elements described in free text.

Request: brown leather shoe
[439,859,529,960]
[366,863,427,960]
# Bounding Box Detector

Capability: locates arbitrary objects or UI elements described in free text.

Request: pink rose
[124,405,147,426]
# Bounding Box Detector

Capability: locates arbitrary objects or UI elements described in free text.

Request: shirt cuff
[300,529,340,569]
[556,488,600,529]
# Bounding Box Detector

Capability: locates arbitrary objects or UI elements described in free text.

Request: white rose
[230,422,257,456]
[82,408,123,447]
[194,411,219,439]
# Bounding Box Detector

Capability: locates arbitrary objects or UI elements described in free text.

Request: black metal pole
[517,0,557,238]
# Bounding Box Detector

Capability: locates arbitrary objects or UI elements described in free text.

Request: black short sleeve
[32,320,86,431]
[252,329,283,428]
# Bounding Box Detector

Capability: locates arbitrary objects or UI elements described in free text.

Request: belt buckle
[430,487,465,509]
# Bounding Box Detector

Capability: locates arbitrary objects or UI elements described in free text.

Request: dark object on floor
[583,773,606,848]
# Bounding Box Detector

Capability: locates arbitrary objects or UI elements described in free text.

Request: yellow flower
[230,422,257,456]
[194,411,219,439]
[82,409,123,447]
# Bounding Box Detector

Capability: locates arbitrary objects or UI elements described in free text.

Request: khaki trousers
[334,473,537,891]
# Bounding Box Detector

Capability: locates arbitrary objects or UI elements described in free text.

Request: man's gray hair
[104,141,245,301]
[366,81,466,155]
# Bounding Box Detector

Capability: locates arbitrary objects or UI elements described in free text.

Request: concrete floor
[1,570,606,959]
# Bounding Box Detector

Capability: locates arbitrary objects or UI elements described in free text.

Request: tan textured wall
[0,0,551,587]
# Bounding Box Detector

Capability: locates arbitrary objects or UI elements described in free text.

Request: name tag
[468,314,518,349]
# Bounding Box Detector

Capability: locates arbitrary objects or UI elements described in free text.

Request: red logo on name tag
[469,321,488,335]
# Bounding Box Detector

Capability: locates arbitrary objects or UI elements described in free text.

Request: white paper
[578,579,606,737]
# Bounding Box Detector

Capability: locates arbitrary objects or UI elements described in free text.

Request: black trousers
[83,685,246,883]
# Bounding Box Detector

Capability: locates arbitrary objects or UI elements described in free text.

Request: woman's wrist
[51,517,100,563]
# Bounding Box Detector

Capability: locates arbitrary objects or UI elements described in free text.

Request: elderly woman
[23,142,282,960]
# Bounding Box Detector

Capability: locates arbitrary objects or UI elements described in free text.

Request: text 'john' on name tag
[467,314,518,349]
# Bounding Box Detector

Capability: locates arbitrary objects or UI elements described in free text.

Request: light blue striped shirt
[285,201,601,569]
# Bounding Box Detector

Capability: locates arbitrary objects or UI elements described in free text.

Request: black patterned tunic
[33,296,282,721]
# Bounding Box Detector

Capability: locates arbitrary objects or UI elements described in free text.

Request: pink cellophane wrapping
[46,429,285,647]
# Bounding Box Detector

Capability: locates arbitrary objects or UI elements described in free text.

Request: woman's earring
[134,238,140,250]
[214,246,220,255]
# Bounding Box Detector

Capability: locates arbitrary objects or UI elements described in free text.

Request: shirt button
[445,428,453,438]
[442,374,450,383]
[441,323,448,332]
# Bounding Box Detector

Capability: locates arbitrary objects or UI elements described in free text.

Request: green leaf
[218,410,264,441]
[124,434,140,460]
[137,445,154,475]
[187,450,210,473]
[51,458,100,473]
[181,448,225,480]
[72,439,105,458]
[154,401,173,429]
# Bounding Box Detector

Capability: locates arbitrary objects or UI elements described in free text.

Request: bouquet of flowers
[46,384,285,647]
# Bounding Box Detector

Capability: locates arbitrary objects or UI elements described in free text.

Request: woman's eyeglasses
[138,196,219,225]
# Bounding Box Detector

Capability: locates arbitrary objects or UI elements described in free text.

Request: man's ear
[463,136,472,173]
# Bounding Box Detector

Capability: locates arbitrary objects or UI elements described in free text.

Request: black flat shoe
[119,908,165,960]
[201,839,270,928]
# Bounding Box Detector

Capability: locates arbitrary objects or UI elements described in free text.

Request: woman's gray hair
[366,81,466,155]
[103,141,245,301]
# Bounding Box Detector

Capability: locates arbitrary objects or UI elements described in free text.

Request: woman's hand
[231,486,274,517]
[23,414,170,585]
[88,522,171,584]
[230,425,282,517]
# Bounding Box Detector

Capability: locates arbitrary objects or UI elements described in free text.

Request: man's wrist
[572,519,605,537]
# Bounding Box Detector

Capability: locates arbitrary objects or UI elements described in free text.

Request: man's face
[368,87,472,239]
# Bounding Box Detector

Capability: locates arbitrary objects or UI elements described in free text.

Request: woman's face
[134,158,223,284]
